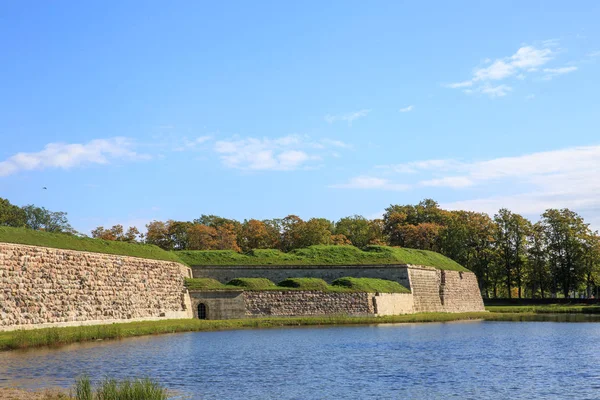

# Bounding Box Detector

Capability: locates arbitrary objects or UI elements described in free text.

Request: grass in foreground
[74,375,168,400]
[0,312,523,352]
[176,245,468,271]
[0,226,183,264]
[486,304,600,314]
[185,276,411,293]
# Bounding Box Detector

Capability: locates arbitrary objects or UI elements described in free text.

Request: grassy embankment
[184,276,411,293]
[177,245,468,271]
[0,312,507,351]
[486,304,600,314]
[0,226,182,263]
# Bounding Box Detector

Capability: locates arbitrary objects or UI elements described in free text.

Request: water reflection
[2,320,600,399]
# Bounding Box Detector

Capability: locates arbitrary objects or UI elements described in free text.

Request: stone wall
[244,291,375,317]
[406,266,485,313]
[0,243,193,331]
[191,264,411,287]
[440,270,485,312]
[373,293,414,315]
[189,290,246,320]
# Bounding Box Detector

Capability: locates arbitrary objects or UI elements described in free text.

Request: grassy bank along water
[0,226,183,263]
[0,313,499,351]
[486,304,600,314]
[177,245,468,271]
[184,276,411,293]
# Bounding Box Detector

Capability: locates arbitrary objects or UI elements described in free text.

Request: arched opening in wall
[198,303,208,320]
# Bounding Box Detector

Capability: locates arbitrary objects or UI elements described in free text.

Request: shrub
[331,277,410,293]
[226,278,276,290]
[278,278,330,291]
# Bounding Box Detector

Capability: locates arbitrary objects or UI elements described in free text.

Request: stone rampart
[191,264,411,287]
[406,266,485,313]
[0,243,193,331]
[244,291,374,317]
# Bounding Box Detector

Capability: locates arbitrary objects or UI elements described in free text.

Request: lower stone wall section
[0,243,192,331]
[406,266,485,313]
[373,293,414,315]
[440,271,485,312]
[189,290,246,320]
[244,291,375,317]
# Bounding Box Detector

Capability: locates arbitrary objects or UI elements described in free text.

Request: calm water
[2,321,600,399]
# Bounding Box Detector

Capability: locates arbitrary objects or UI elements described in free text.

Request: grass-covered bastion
[0,226,484,332]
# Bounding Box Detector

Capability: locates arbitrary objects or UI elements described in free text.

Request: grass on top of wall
[0,226,184,264]
[227,278,277,290]
[185,277,410,293]
[177,245,468,271]
[331,277,411,294]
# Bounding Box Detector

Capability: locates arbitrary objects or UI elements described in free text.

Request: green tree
[335,215,378,248]
[0,198,26,227]
[526,222,550,298]
[22,205,74,233]
[541,209,590,298]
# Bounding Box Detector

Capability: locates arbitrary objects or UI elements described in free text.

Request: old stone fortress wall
[0,242,484,331]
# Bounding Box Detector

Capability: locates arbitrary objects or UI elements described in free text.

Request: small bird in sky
[42,187,47,190]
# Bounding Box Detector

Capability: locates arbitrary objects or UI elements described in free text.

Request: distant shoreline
[2,308,599,352]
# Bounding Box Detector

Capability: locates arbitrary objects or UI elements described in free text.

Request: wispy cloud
[359,145,600,224]
[542,66,578,80]
[399,105,414,113]
[446,43,562,97]
[173,135,213,151]
[330,176,410,191]
[0,137,147,177]
[213,135,348,171]
[324,109,370,126]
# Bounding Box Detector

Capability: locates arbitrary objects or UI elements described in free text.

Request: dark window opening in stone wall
[198,303,207,319]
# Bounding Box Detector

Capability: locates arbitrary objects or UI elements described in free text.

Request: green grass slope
[331,277,411,294]
[177,245,468,271]
[185,276,410,293]
[0,226,183,263]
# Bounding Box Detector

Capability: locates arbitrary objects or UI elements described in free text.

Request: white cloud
[213,135,346,171]
[479,84,512,97]
[173,135,213,151]
[330,176,410,191]
[420,176,474,188]
[399,105,414,113]
[446,44,559,97]
[0,137,147,177]
[324,109,370,126]
[373,145,600,226]
[542,66,578,80]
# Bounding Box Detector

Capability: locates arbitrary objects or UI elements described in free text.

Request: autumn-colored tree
[91,224,140,242]
[187,224,217,250]
[400,222,443,251]
[330,233,352,245]
[214,223,241,252]
[240,219,271,251]
[383,199,448,246]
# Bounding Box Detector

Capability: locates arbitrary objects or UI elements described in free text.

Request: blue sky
[1,1,599,233]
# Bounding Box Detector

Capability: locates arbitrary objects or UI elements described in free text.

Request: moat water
[2,320,600,399]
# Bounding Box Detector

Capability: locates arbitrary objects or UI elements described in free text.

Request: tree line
[1,197,599,299]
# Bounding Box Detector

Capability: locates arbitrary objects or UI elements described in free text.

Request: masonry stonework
[0,243,193,331]
[244,291,375,317]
